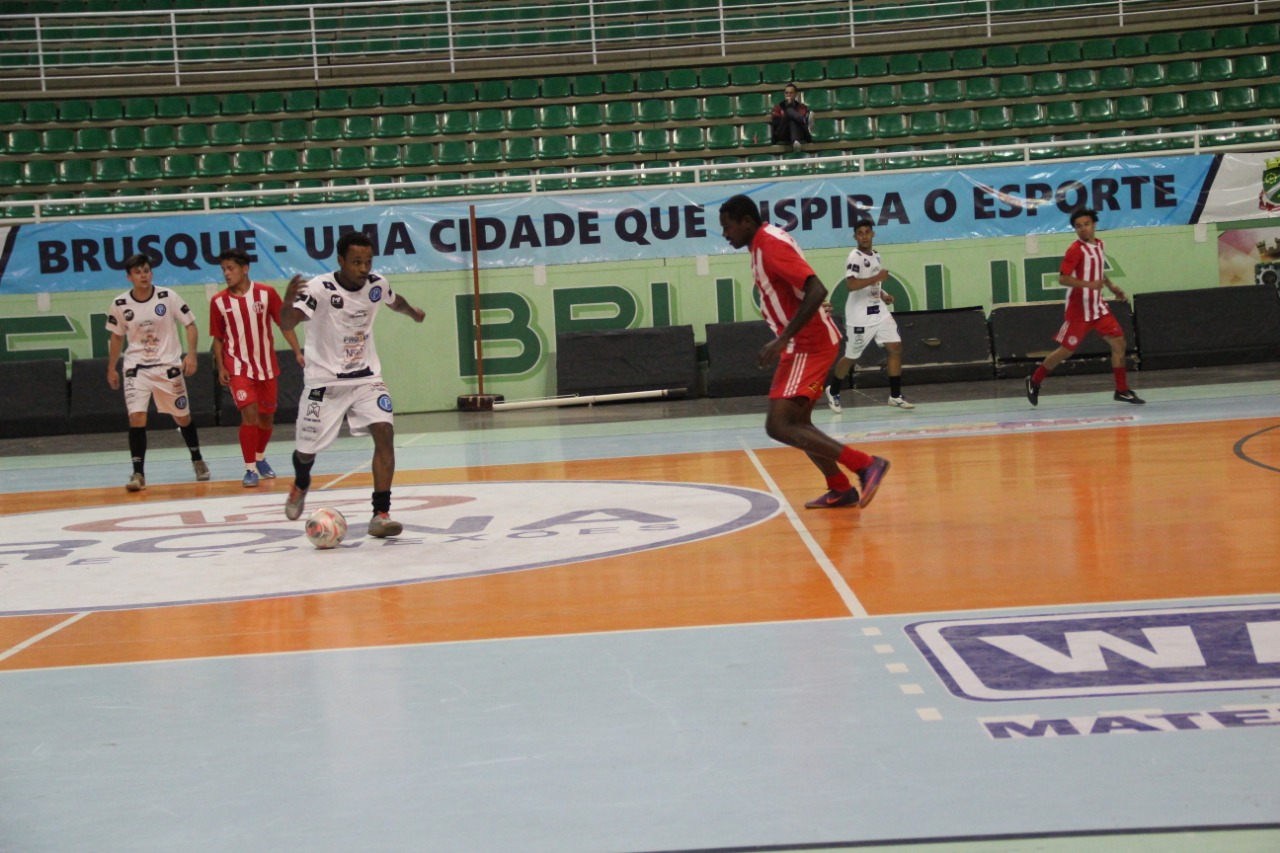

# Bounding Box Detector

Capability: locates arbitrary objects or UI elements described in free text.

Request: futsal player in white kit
[825,218,915,414]
[279,232,425,538]
[106,253,210,491]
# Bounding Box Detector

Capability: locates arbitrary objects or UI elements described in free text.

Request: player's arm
[759,275,827,367]
[845,268,888,291]
[1057,245,1103,290]
[182,320,198,377]
[388,292,425,323]
[281,328,305,366]
[106,330,124,390]
[279,274,310,331]
[211,338,230,385]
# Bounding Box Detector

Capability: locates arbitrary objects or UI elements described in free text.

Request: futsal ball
[305,507,347,550]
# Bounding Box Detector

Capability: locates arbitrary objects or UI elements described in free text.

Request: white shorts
[844,317,901,360]
[123,364,191,418]
[295,380,394,454]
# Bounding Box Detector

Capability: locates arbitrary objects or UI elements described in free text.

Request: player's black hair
[337,231,374,259]
[720,194,762,225]
[217,248,251,266]
[853,217,875,232]
[1069,207,1098,225]
[123,253,152,273]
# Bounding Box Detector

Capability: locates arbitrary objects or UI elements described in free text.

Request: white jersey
[843,247,891,328]
[105,286,195,370]
[293,271,395,386]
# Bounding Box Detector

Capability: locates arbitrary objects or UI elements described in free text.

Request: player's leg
[1102,323,1144,403]
[880,319,914,408]
[253,376,279,479]
[287,384,344,520]
[1027,321,1083,405]
[153,369,208,481]
[346,382,402,537]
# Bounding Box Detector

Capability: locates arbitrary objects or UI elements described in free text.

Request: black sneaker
[1025,376,1040,406]
[1114,390,1145,405]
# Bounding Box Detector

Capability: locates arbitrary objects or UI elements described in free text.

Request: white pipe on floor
[491,389,686,411]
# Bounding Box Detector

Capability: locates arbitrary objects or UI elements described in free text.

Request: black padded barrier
[0,358,71,439]
[704,320,775,398]
[848,307,995,386]
[216,351,305,427]
[989,301,1136,378]
[556,325,698,397]
[70,352,218,434]
[1134,285,1280,370]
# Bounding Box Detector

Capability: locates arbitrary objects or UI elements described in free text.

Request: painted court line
[740,442,868,619]
[0,612,90,664]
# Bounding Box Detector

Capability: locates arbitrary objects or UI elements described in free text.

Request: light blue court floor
[1,367,1279,852]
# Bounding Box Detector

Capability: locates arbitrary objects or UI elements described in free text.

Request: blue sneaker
[804,487,859,509]
[857,456,891,509]
[255,459,277,479]
[242,469,259,488]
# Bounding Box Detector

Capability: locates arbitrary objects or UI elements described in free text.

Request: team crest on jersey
[252,301,265,314]
[235,389,247,401]
[122,309,134,321]
[1068,335,1080,346]
[369,286,382,303]
[377,394,393,412]
[330,295,345,309]
[175,395,188,410]
[156,304,167,316]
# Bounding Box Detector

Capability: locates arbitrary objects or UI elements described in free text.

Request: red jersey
[1059,238,1111,323]
[209,282,285,380]
[749,223,842,354]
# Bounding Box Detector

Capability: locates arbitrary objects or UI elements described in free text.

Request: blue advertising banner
[0,155,1217,295]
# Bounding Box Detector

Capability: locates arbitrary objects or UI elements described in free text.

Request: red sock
[1113,367,1129,392]
[827,473,853,492]
[238,424,256,465]
[256,424,273,456]
[838,446,873,473]
[1032,365,1048,385]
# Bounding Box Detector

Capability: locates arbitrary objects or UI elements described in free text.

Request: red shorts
[769,344,839,401]
[227,374,279,413]
[1054,313,1124,351]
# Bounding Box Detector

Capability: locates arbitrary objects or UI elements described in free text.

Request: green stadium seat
[436,141,468,165]
[704,95,734,120]
[1032,72,1064,96]
[638,100,669,123]
[826,57,858,80]
[141,125,176,150]
[505,136,536,162]
[265,149,299,174]
[197,152,232,178]
[1099,66,1132,90]
[672,126,704,151]
[57,159,93,185]
[834,87,865,110]
[867,85,895,109]
[541,105,570,129]
[369,114,405,139]
[208,122,240,146]
[922,51,951,74]
[403,142,433,167]
[1049,41,1082,63]
[666,68,699,90]
[806,90,832,112]
[762,62,791,85]
[507,107,537,131]
[1221,86,1257,112]
[1172,30,1213,52]
[640,160,673,185]
[1235,54,1269,78]
[730,65,760,86]
[1065,69,1098,94]
[24,101,58,123]
[369,144,401,169]
[537,134,570,159]
[20,160,57,186]
[1114,35,1147,57]
[1200,57,1234,83]
[164,154,198,180]
[876,114,907,138]
[637,70,666,93]
[1143,32,1178,54]
[398,113,431,137]
[124,97,155,120]
[978,106,1010,131]
[414,83,445,106]
[310,117,342,141]
[1018,43,1050,65]
[953,48,984,71]
[1214,26,1247,50]
[59,100,91,122]
[440,112,473,134]
[540,77,572,99]
[1151,92,1186,118]
[1046,101,1080,125]
[275,119,307,145]
[1164,61,1198,86]
[285,90,317,112]
[74,127,110,153]
[475,109,505,133]
[671,97,701,122]
[932,79,964,103]
[1185,89,1221,114]
[1116,96,1150,121]
[900,82,929,106]
[1082,98,1116,122]
[1133,63,1165,87]
[107,126,142,151]
[573,132,603,158]
[472,138,502,163]
[572,75,602,96]
[811,117,838,142]
[1011,103,1046,127]
[841,116,873,143]
[944,108,976,133]
[569,103,600,128]
[251,91,285,114]
[0,103,20,124]
[156,95,187,119]
[231,151,266,177]
[1081,38,1114,60]
[639,128,669,153]
[382,86,413,109]
[477,80,508,102]
[94,157,128,183]
[910,111,942,136]
[446,82,476,104]
[857,55,888,77]
[965,77,997,101]
[793,59,824,82]
[605,102,636,125]
[998,75,1031,98]
[301,147,333,172]
[175,124,208,148]
[605,131,638,155]
[986,45,1019,68]
[603,72,632,94]
[342,116,375,140]
[707,124,738,149]
[889,53,920,75]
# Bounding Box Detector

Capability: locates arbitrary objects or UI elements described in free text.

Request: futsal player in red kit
[719,194,890,509]
[209,249,305,487]
[1026,208,1144,406]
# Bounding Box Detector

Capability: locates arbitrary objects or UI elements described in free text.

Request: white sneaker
[825,388,843,414]
[888,396,915,410]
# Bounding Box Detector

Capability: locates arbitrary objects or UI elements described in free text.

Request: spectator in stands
[718,193,890,511]
[1026,208,1144,406]
[105,253,210,492]
[279,232,425,538]
[771,83,813,151]
[825,218,915,413]
[209,249,305,488]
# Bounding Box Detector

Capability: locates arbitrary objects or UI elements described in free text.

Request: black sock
[890,376,902,398]
[128,427,147,475]
[372,490,391,515]
[292,450,315,491]
[828,373,842,395]
[179,423,202,461]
